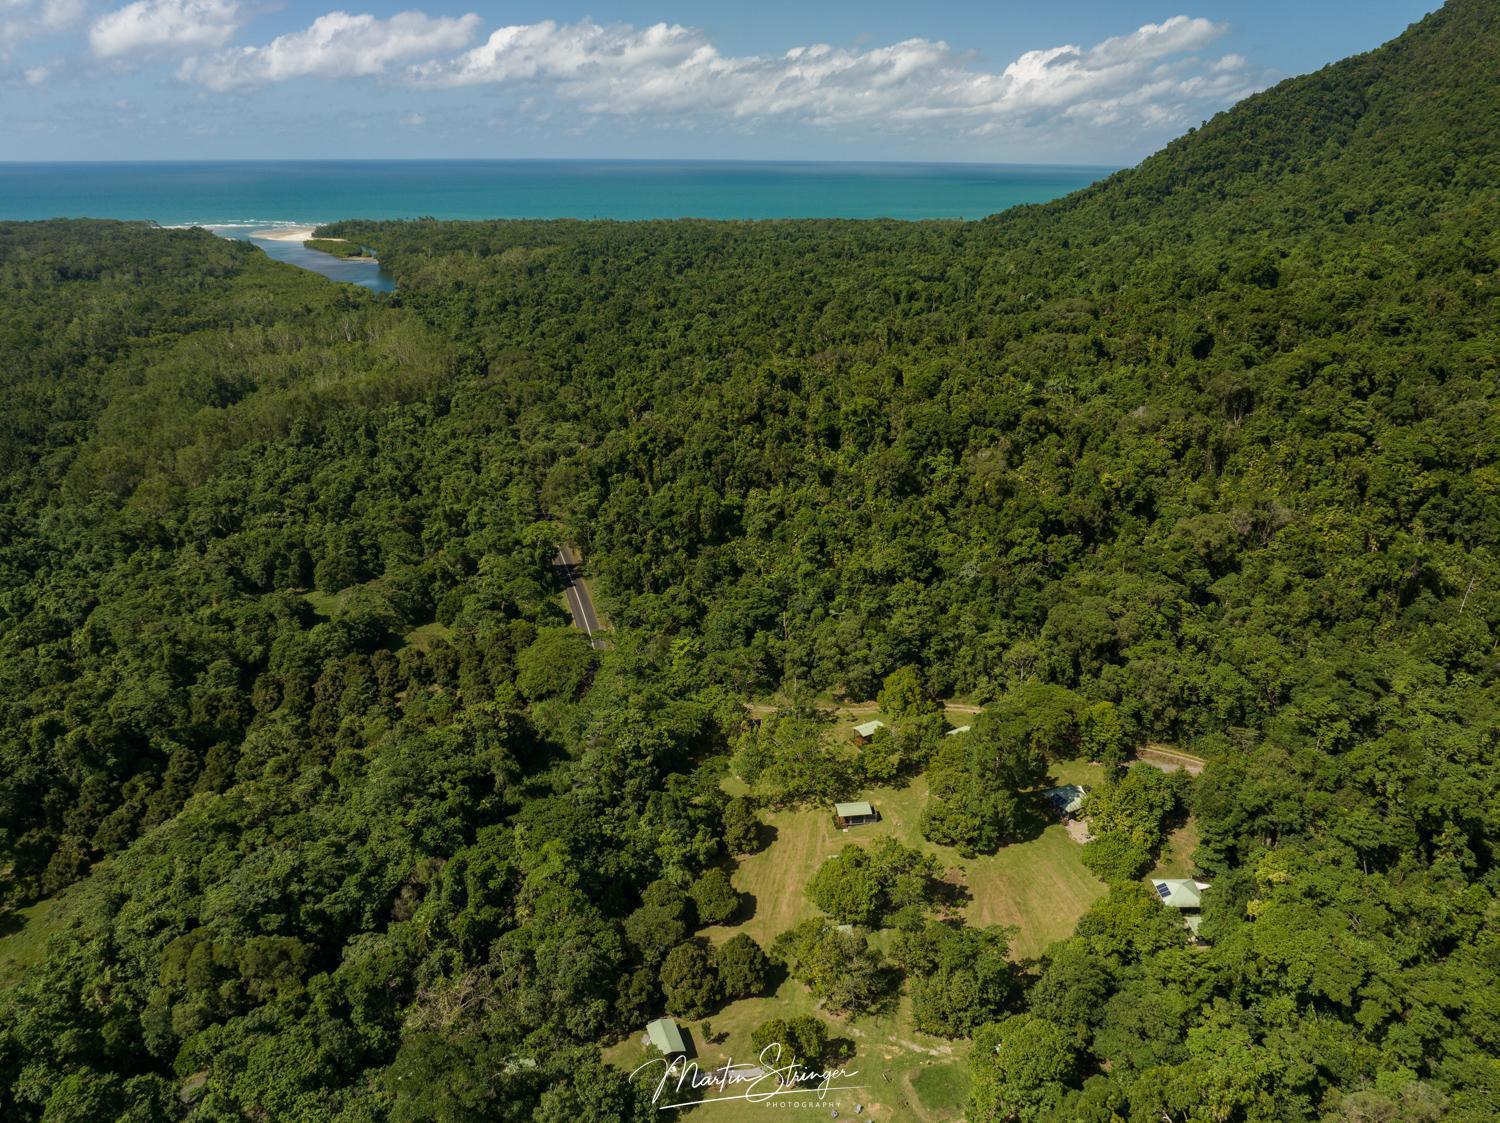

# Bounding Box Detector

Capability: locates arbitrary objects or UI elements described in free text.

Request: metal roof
[1043,785,1087,814]
[852,720,885,737]
[1151,879,1203,909]
[646,1017,687,1055]
[835,800,876,818]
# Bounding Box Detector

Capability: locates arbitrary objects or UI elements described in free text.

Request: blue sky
[0,1,1438,162]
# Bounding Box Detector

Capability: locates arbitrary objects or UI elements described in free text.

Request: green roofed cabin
[834,800,879,828]
[852,719,885,743]
[1152,879,1211,943]
[646,1016,689,1058]
[1152,879,1203,908]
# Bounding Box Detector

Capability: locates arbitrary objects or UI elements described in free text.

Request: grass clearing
[603,977,964,1121]
[401,621,451,651]
[302,588,349,618]
[704,764,1107,960]
[0,884,83,991]
[1151,817,1201,879]
[614,754,1110,1113]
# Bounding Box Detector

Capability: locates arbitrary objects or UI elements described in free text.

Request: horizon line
[0,157,1122,171]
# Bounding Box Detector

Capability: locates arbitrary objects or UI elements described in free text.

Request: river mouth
[209,224,396,293]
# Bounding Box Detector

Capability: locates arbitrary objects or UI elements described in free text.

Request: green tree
[771,919,892,1016]
[660,940,721,1019]
[877,665,940,722]
[714,934,770,1000]
[968,1015,1078,1123]
[1080,700,1131,774]
[688,868,741,926]
[721,795,764,854]
[750,1014,830,1067]
[893,921,1018,1037]
[515,627,596,701]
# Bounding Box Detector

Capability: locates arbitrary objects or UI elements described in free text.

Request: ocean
[0,160,1110,225]
[0,160,1112,292]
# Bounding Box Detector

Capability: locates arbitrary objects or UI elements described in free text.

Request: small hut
[834,800,879,828]
[852,719,885,744]
[646,1016,689,1059]
[1042,785,1088,820]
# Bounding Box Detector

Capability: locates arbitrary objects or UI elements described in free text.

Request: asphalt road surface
[555,544,606,650]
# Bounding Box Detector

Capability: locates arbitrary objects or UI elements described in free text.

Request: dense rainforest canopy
[1,1,1497,1120]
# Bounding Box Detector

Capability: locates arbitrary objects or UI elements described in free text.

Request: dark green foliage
[749,1014,829,1068]
[730,712,856,805]
[921,696,1059,855]
[714,933,770,1000]
[892,920,1018,1038]
[514,627,596,701]
[1079,700,1130,774]
[806,836,941,927]
[687,867,740,926]
[721,795,764,854]
[968,1014,1078,1122]
[876,665,940,722]
[2,3,1500,1119]
[1079,764,1188,882]
[659,939,720,1019]
[1078,832,1152,883]
[1024,939,1114,1045]
[623,880,694,968]
[303,238,370,258]
[859,711,947,783]
[770,918,893,1016]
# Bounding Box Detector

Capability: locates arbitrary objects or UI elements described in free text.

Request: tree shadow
[825,1034,858,1066]
[0,910,24,939]
[869,966,906,1016]
[736,821,777,855]
[934,870,972,911]
[1012,795,1056,843]
[763,959,791,995]
[733,891,760,926]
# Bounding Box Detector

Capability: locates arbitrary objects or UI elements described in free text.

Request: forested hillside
[1,1,1498,1120]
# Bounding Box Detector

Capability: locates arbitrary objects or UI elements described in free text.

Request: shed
[1151,879,1204,909]
[646,1017,688,1058]
[834,800,879,828]
[1043,784,1088,818]
[945,725,971,736]
[852,719,885,743]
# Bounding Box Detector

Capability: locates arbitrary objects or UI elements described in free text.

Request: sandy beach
[253,225,319,242]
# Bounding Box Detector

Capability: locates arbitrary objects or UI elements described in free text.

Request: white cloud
[1,0,84,56]
[158,9,1267,143]
[23,61,46,81]
[403,14,1261,134]
[90,0,239,59]
[181,9,480,90]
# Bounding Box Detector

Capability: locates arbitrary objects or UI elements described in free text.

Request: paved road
[555,544,606,650]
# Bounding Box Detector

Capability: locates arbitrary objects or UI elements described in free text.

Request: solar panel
[1156,883,1172,898]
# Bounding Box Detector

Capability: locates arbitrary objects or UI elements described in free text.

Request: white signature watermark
[632,1042,866,1111]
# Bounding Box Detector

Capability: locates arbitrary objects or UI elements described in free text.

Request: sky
[0,0,1440,163]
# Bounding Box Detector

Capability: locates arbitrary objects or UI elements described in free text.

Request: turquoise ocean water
[0,160,1112,291]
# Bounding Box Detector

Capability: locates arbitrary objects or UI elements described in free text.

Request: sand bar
[253,225,319,242]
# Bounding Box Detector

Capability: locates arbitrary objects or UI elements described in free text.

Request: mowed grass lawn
[603,976,970,1122]
[1150,817,1202,879]
[703,759,1109,960]
[611,757,1107,1117]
